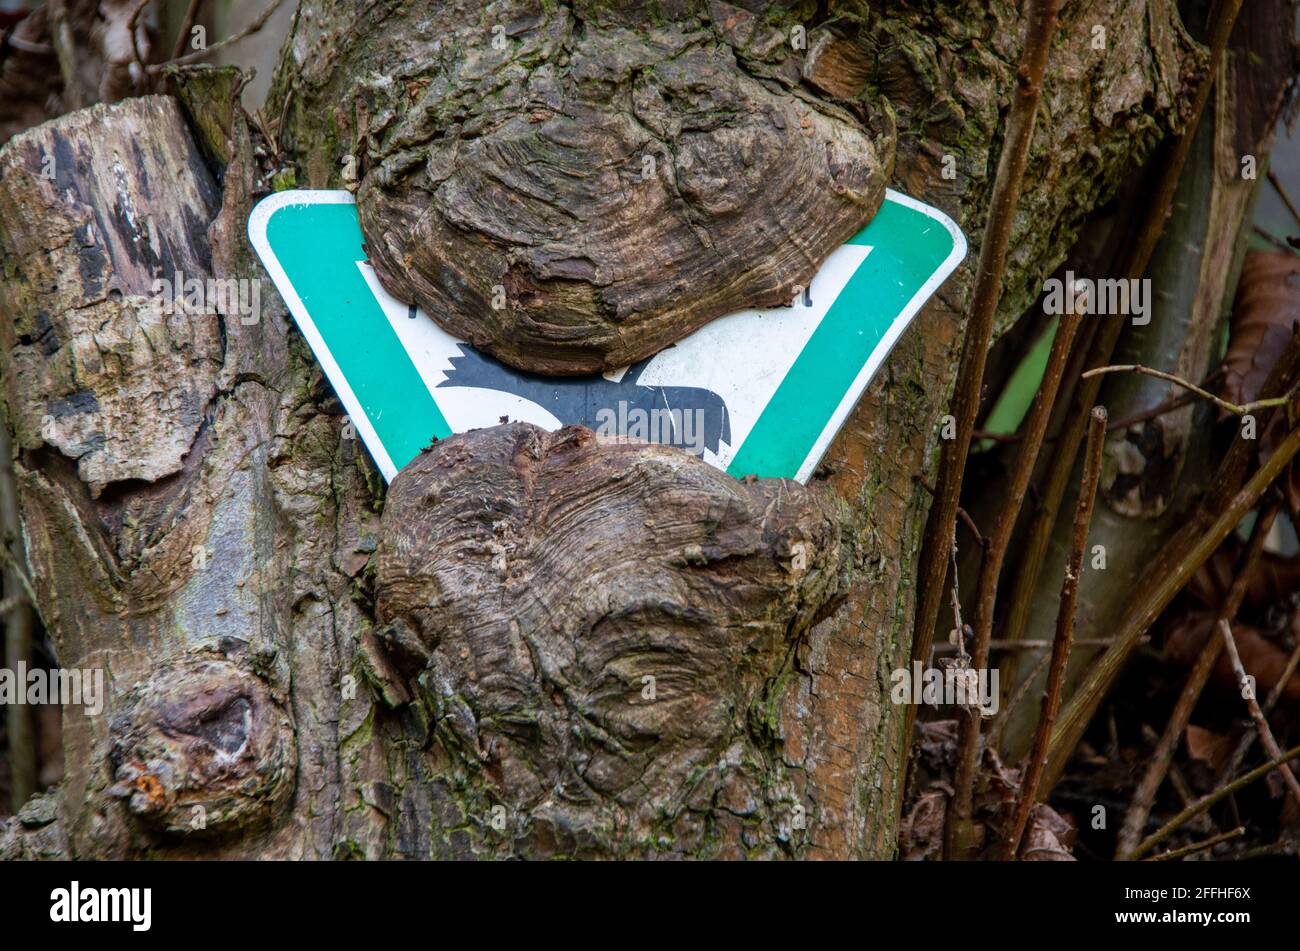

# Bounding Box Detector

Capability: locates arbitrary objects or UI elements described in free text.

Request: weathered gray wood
[0,96,309,858]
[0,97,222,495]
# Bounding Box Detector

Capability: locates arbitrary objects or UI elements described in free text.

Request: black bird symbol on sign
[435,344,732,456]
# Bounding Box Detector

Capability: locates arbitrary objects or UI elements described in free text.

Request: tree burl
[355,0,894,374]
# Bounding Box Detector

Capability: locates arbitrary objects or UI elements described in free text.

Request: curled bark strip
[108,653,297,837]
[353,0,893,374]
[375,423,854,857]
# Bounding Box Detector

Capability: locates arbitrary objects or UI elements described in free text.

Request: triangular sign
[248,189,965,483]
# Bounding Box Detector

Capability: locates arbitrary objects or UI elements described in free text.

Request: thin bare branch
[1218,618,1300,808]
[170,0,205,61]
[1106,391,1198,432]
[987,649,1053,754]
[971,429,1024,444]
[1114,504,1278,858]
[1268,169,1300,230]
[1043,328,1300,793]
[1253,224,1300,253]
[1001,406,1106,860]
[994,0,1246,715]
[1145,826,1245,861]
[1133,743,1300,859]
[1082,363,1294,416]
[947,309,1082,858]
[949,526,968,664]
[937,637,1138,652]
[148,0,285,73]
[910,0,1065,696]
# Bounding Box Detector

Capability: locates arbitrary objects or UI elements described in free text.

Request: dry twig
[1044,329,1300,792]
[147,0,284,73]
[170,0,205,61]
[1082,363,1296,416]
[1218,618,1300,809]
[1001,406,1106,860]
[947,307,1082,858]
[1268,169,1300,230]
[994,0,1246,711]
[1133,744,1300,859]
[1114,505,1278,858]
[1145,826,1245,861]
[910,0,1064,689]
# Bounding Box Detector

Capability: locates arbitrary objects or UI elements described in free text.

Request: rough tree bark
[1,0,1201,859]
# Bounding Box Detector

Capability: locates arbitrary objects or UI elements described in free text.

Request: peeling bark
[0,99,222,495]
[0,95,309,858]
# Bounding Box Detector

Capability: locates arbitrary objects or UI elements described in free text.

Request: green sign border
[248,189,965,482]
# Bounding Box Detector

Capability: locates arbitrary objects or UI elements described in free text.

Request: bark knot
[354,0,894,374]
[108,653,296,838]
[373,422,855,855]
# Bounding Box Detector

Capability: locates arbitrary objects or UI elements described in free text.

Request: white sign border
[249,189,967,485]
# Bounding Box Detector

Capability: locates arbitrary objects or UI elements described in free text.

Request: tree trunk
[2,0,1202,859]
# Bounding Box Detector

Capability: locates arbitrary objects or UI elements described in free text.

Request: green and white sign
[248,189,965,483]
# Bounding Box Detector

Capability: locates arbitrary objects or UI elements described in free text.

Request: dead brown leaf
[1164,609,1300,707]
[1186,724,1233,773]
[1223,251,1300,408]
[1186,535,1300,612]
[1019,804,1077,861]
[1221,250,1300,511]
[899,789,948,861]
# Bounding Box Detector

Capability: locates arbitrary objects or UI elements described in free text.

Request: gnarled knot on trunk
[356,0,894,374]
[374,423,856,856]
[107,653,296,837]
